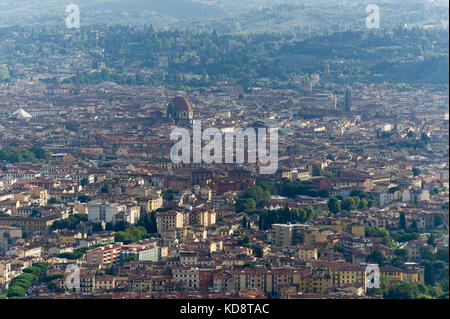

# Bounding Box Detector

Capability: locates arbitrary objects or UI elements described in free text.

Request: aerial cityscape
[0,0,449,302]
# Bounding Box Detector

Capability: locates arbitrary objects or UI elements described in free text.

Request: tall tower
[344,87,352,112]
[74,69,81,95]
[73,54,82,95]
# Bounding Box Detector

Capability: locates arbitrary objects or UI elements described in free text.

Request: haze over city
[0,0,448,306]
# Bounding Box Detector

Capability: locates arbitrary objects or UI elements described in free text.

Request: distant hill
[0,0,448,33]
[0,0,226,26]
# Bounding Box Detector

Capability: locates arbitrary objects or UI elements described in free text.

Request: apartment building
[296,245,318,261]
[0,215,60,235]
[128,271,181,293]
[156,210,184,233]
[172,266,199,290]
[0,258,11,289]
[298,273,331,294]
[271,223,312,246]
[120,246,164,262]
[312,263,367,291]
[85,244,122,266]
[189,209,216,227]
[88,202,140,225]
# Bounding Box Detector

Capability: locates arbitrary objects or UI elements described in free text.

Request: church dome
[171,97,192,113]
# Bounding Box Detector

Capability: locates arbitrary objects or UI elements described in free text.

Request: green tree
[318,189,330,198]
[101,185,109,193]
[352,196,360,209]
[114,226,147,244]
[367,276,389,297]
[341,197,355,211]
[327,197,341,214]
[399,212,407,230]
[253,245,263,258]
[7,286,26,298]
[92,223,103,232]
[359,198,368,209]
[367,227,392,246]
[366,250,386,265]
[312,167,323,176]
[0,65,10,82]
[137,211,157,234]
[238,235,249,246]
[242,216,248,229]
[422,260,436,285]
[256,181,277,195]
[397,232,420,242]
[434,215,444,227]
[394,249,409,262]
[432,260,447,280]
[80,177,89,187]
[236,198,256,213]
[436,248,449,263]
[387,281,420,299]
[243,186,270,205]
[78,195,92,203]
[420,245,435,262]
[114,221,130,232]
